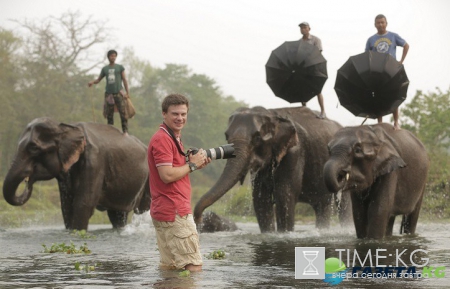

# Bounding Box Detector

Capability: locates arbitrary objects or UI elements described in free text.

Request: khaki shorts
[152,214,203,269]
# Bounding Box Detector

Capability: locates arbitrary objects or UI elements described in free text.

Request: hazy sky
[2,0,449,126]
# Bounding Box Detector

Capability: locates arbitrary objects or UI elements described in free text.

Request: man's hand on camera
[189,149,211,170]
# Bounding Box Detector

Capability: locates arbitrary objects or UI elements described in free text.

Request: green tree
[14,10,109,74]
[0,28,23,174]
[13,10,109,123]
[400,88,450,182]
[120,53,247,183]
[0,11,247,188]
[400,88,450,218]
[0,12,110,177]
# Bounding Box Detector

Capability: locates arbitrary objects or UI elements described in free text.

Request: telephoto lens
[204,144,235,160]
[189,144,235,160]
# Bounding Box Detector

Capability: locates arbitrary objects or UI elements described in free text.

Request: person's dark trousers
[105,93,128,133]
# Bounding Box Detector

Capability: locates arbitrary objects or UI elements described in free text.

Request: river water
[0,214,449,288]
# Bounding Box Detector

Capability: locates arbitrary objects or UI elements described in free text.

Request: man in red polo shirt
[148,93,210,272]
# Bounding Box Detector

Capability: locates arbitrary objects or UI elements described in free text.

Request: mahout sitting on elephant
[323,123,429,239]
[3,117,150,230]
[194,106,352,233]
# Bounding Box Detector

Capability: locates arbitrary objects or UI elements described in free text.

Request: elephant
[323,123,429,239]
[3,117,150,230]
[200,211,238,233]
[194,106,352,233]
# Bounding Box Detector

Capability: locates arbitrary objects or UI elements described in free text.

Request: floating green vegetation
[206,249,226,260]
[74,261,97,272]
[42,241,91,254]
[179,270,191,277]
[70,229,96,239]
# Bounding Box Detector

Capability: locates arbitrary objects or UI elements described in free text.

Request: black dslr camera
[188,144,235,160]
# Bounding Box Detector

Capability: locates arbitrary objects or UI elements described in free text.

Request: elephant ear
[58,123,86,172]
[271,115,299,165]
[369,126,406,177]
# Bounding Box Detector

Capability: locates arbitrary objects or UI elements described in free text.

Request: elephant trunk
[323,157,349,193]
[194,141,251,225]
[3,156,34,206]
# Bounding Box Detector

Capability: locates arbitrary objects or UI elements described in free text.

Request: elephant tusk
[345,173,350,181]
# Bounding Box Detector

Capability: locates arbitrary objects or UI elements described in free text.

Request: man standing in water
[366,14,409,130]
[88,49,130,135]
[299,21,326,119]
[148,94,210,272]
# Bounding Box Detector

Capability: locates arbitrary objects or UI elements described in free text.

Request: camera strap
[161,123,188,160]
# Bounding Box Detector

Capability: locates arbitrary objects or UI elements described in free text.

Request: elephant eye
[252,131,261,139]
[28,143,41,155]
[354,144,363,155]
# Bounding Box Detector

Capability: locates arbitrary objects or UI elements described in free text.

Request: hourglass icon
[303,250,319,275]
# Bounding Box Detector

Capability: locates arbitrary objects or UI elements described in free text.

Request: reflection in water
[0,218,449,288]
[151,270,196,289]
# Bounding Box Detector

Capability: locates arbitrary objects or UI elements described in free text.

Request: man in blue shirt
[366,14,409,130]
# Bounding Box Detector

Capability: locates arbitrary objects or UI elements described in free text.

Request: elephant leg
[71,204,95,230]
[69,172,103,230]
[107,210,129,229]
[338,191,353,227]
[252,171,275,232]
[274,184,296,232]
[351,192,368,238]
[367,204,391,238]
[366,175,397,239]
[312,198,332,229]
[403,194,424,234]
[57,175,74,230]
[385,216,396,236]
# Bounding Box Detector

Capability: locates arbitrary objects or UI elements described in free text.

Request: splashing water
[1,216,449,288]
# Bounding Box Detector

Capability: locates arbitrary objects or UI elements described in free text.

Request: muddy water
[0,215,449,288]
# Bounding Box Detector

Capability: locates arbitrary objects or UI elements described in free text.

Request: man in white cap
[299,21,326,119]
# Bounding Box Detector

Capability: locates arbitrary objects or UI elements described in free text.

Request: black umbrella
[265,40,328,103]
[334,51,409,118]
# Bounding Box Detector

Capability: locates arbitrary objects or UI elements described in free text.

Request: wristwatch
[188,162,197,172]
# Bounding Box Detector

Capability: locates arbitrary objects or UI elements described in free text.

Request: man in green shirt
[88,50,130,134]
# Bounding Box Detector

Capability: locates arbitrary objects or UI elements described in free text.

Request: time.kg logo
[295,247,325,279]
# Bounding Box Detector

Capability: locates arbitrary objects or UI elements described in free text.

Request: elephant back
[272,106,342,143]
[75,122,149,183]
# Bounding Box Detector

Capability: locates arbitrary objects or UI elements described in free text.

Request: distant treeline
[0,12,246,184]
[1,12,449,218]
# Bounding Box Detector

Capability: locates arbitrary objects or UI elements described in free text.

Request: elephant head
[3,117,85,206]
[323,125,406,193]
[194,106,299,224]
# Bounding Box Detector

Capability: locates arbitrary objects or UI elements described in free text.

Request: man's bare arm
[399,43,409,64]
[122,71,129,96]
[157,151,210,184]
[88,75,104,87]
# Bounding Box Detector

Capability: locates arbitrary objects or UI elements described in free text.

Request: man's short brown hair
[375,14,387,21]
[162,94,189,113]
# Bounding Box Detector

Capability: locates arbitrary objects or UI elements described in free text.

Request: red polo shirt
[147,124,191,222]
